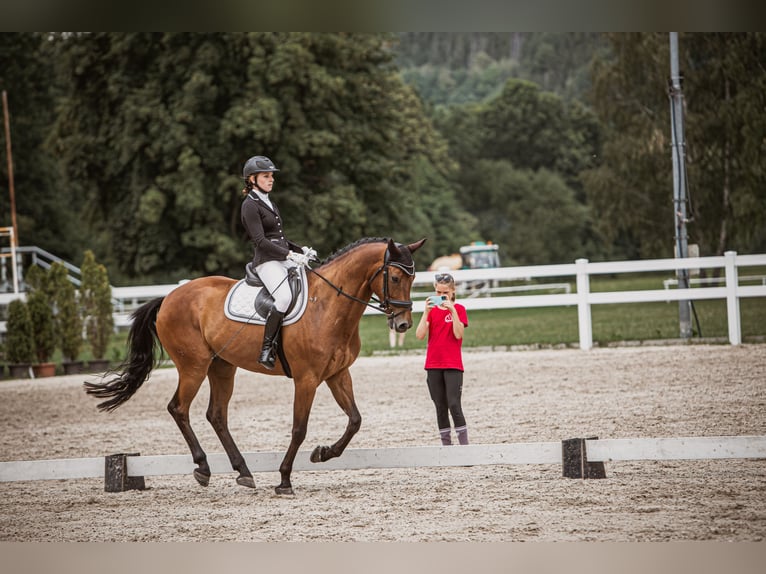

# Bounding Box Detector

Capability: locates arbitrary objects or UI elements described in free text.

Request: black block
[104,453,146,492]
[562,437,607,479]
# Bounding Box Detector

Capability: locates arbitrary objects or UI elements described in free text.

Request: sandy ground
[1,344,765,542]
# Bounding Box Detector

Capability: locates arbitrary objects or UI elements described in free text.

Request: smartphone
[429,295,446,306]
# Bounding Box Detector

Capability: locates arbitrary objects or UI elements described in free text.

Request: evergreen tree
[27,289,55,364]
[5,299,34,364]
[80,250,113,360]
[49,262,83,362]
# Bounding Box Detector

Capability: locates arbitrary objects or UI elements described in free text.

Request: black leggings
[426,369,466,429]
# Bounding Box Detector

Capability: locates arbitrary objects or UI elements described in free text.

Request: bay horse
[84,237,425,495]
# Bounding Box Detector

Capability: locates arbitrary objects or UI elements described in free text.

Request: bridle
[308,245,415,320]
[368,247,415,318]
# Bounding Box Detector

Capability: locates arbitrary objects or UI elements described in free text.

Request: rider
[240,155,316,370]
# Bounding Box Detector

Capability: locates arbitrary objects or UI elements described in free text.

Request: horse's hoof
[310,445,324,463]
[236,476,256,489]
[193,469,210,487]
[274,485,294,496]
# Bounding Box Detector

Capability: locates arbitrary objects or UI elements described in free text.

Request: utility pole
[668,33,692,338]
[2,90,20,293]
[2,90,19,249]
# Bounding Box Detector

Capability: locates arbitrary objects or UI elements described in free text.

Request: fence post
[724,251,741,345]
[562,437,607,479]
[575,258,592,350]
[104,453,146,492]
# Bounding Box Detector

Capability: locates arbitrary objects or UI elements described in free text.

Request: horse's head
[370,238,427,333]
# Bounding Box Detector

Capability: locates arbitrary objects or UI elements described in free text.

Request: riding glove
[286,251,311,267]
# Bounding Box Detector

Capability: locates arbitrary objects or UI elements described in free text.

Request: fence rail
[1,435,764,489]
[407,251,766,349]
[1,251,764,349]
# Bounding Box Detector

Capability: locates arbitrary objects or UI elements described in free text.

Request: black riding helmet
[242,155,279,179]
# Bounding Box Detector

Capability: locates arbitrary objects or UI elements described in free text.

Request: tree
[49,262,83,363]
[49,33,474,278]
[469,161,590,265]
[5,299,34,365]
[584,33,766,258]
[27,289,55,364]
[681,33,766,255]
[80,250,113,361]
[396,33,605,106]
[435,78,603,264]
[0,33,87,262]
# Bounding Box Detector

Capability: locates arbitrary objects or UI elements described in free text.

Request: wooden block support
[562,437,607,479]
[104,453,146,492]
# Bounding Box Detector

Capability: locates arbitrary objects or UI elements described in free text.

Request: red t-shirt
[424,303,468,371]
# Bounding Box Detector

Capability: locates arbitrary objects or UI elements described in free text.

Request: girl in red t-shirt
[415,273,469,445]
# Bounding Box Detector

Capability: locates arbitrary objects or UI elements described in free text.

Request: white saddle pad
[223,266,308,326]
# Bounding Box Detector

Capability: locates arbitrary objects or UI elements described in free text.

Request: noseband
[308,245,415,319]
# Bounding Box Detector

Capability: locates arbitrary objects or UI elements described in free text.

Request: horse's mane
[318,237,391,267]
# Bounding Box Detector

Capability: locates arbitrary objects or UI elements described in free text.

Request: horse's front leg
[310,368,361,464]
[276,379,319,495]
[206,359,254,489]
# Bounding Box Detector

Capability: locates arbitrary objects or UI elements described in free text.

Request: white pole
[724,251,741,345]
[669,32,692,338]
[576,258,592,350]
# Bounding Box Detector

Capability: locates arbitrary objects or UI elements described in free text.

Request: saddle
[224,265,309,379]
[224,263,309,326]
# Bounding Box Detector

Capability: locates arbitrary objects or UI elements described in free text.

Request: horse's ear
[387,238,400,257]
[406,238,427,254]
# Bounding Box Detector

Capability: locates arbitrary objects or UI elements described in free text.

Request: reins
[308,246,415,319]
[308,267,393,316]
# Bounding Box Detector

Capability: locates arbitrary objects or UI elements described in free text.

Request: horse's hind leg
[310,367,361,463]
[167,368,211,486]
[206,358,254,489]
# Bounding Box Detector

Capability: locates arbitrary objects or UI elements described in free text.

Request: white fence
[2,251,764,349]
[411,250,766,349]
[85,250,766,349]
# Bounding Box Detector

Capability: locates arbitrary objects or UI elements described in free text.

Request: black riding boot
[258,309,285,370]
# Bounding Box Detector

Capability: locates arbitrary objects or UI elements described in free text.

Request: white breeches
[255,259,296,313]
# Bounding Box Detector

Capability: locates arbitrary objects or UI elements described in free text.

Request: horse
[84,237,426,495]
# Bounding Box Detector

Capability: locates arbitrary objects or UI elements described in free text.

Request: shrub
[49,262,84,362]
[5,299,35,364]
[27,289,55,363]
[81,250,114,360]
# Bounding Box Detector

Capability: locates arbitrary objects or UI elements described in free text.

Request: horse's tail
[83,297,165,412]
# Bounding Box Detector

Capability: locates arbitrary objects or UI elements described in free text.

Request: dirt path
[1,344,765,541]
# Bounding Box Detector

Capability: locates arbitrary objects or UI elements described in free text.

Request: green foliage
[24,265,46,291]
[584,33,766,258]
[5,299,34,364]
[27,289,55,363]
[435,79,602,264]
[469,162,590,265]
[48,262,84,362]
[0,33,88,262]
[80,250,114,359]
[396,33,605,105]
[48,32,472,280]
[5,32,766,286]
